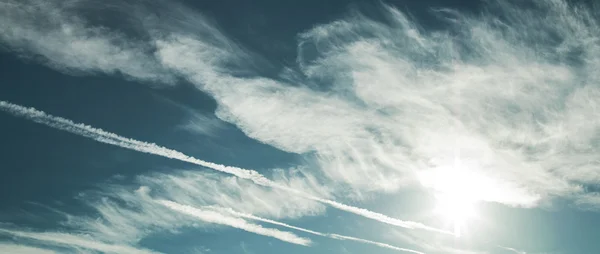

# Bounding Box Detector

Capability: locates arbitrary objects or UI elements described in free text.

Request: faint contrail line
[157,200,312,246]
[0,228,156,254]
[0,100,451,235]
[496,245,527,254]
[209,206,426,254]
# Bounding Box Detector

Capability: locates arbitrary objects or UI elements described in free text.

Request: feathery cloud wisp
[0,228,156,254]
[0,0,174,84]
[0,243,57,254]
[157,200,312,246]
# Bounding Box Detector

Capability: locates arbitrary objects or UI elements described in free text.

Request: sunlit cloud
[150,0,600,210]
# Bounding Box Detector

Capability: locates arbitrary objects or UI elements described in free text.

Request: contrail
[0,100,450,235]
[157,200,311,246]
[496,245,527,254]
[211,206,425,254]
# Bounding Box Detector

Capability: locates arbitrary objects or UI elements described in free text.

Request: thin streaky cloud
[0,0,174,84]
[56,169,326,247]
[0,228,155,254]
[0,242,57,254]
[497,245,527,254]
[215,206,425,254]
[328,234,425,254]
[156,200,312,246]
[0,100,450,235]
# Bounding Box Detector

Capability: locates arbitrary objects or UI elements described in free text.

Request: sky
[1,0,600,253]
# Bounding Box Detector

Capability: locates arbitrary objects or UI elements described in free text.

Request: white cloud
[157,200,312,246]
[59,170,327,246]
[2,0,600,253]
[140,170,327,220]
[0,242,57,254]
[161,0,600,209]
[390,229,484,254]
[178,110,225,138]
[155,96,227,137]
[4,0,600,209]
[0,229,155,254]
[0,0,173,84]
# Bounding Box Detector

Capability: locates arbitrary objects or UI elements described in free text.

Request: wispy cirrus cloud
[50,170,326,250]
[157,200,312,246]
[0,228,156,254]
[0,0,174,84]
[0,242,57,254]
[147,0,600,209]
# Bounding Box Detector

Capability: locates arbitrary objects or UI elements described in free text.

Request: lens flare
[434,191,476,237]
[419,155,481,237]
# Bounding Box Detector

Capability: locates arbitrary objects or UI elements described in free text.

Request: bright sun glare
[420,155,480,237]
[434,191,476,237]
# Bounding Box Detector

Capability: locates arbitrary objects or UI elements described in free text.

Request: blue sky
[1,0,600,253]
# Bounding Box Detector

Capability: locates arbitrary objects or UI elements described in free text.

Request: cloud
[0,170,327,252]
[391,229,484,254]
[0,242,57,254]
[160,0,600,209]
[572,193,600,210]
[3,0,600,209]
[0,229,156,254]
[0,0,174,84]
[61,171,326,246]
[153,95,226,138]
[295,0,600,207]
[138,170,327,220]
[177,110,226,138]
[157,200,312,246]
[3,0,600,252]
[497,245,527,254]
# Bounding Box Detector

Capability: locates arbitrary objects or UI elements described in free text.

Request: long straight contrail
[210,206,425,254]
[0,100,450,235]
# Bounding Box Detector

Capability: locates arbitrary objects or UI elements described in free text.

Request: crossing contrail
[209,205,425,254]
[157,200,312,246]
[0,100,451,235]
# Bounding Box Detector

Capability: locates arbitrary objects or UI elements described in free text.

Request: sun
[434,190,476,237]
[418,157,480,237]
